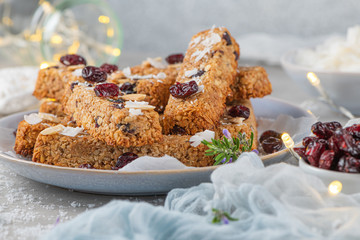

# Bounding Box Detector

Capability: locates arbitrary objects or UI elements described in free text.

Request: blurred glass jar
[0,0,123,68]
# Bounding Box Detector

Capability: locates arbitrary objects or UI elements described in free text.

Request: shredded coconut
[122,67,131,77]
[147,57,166,69]
[189,130,215,147]
[201,33,221,48]
[24,113,43,125]
[185,69,198,77]
[72,68,83,77]
[295,25,360,72]
[60,126,83,137]
[129,108,143,117]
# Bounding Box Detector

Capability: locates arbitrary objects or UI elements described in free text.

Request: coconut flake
[122,67,131,78]
[185,69,198,77]
[156,72,167,79]
[201,33,221,48]
[190,36,202,47]
[125,100,155,110]
[147,58,166,69]
[189,130,215,147]
[129,108,143,117]
[197,85,205,93]
[24,113,43,125]
[72,68,83,77]
[60,126,83,137]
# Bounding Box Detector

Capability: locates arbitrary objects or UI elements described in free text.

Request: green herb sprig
[202,129,254,166]
[212,208,238,224]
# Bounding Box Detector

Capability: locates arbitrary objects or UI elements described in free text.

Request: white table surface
[0,63,350,240]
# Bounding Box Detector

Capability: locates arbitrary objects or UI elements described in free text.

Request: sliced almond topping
[121,94,147,101]
[38,112,60,123]
[40,124,65,135]
[125,104,155,110]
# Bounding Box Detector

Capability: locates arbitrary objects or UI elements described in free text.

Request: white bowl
[281,50,360,115]
[299,158,360,194]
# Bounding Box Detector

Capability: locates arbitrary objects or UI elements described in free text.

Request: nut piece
[38,112,60,123]
[121,94,147,101]
[40,124,64,135]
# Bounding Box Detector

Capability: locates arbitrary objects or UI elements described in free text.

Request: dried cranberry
[234,51,239,61]
[337,154,360,173]
[305,140,327,167]
[82,66,107,83]
[100,63,118,74]
[345,124,360,139]
[228,105,250,119]
[112,152,139,170]
[261,137,283,154]
[119,82,136,94]
[60,54,86,66]
[259,130,281,143]
[78,164,94,169]
[169,81,198,99]
[332,128,360,157]
[319,150,335,170]
[294,147,307,160]
[165,53,184,64]
[311,121,342,139]
[302,136,317,148]
[191,70,205,78]
[117,123,135,134]
[171,125,186,135]
[95,116,100,128]
[222,32,232,45]
[94,83,120,97]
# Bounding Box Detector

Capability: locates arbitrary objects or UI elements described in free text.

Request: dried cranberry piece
[345,124,360,139]
[259,130,281,143]
[222,32,232,45]
[261,137,283,154]
[78,164,94,169]
[228,105,250,119]
[337,154,360,173]
[70,82,79,91]
[319,150,335,170]
[117,123,135,134]
[60,54,86,66]
[94,83,120,97]
[82,66,107,83]
[302,136,318,148]
[311,121,342,139]
[191,70,205,78]
[333,128,360,157]
[100,63,118,74]
[119,82,136,94]
[169,81,198,98]
[171,125,186,135]
[112,152,139,170]
[305,140,327,167]
[234,51,239,61]
[294,147,307,160]
[165,53,184,64]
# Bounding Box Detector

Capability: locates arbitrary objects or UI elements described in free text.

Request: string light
[68,41,80,54]
[50,34,63,44]
[328,180,342,195]
[281,132,300,162]
[306,72,354,120]
[40,62,49,69]
[98,15,110,24]
[107,28,114,37]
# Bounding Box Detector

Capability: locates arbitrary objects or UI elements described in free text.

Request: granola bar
[39,99,66,117]
[109,59,180,112]
[228,66,272,101]
[64,84,163,147]
[163,27,240,135]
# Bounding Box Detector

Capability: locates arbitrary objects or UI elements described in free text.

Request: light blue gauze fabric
[42,152,360,240]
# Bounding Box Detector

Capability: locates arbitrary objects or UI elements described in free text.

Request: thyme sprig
[202,129,254,165]
[212,208,238,224]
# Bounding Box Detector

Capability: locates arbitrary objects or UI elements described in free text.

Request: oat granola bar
[109,59,180,112]
[163,27,240,135]
[64,84,163,147]
[39,99,66,117]
[228,66,272,101]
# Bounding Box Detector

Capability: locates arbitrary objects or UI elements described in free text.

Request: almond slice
[40,124,64,135]
[125,104,155,110]
[121,94,147,101]
[67,64,85,71]
[38,112,60,123]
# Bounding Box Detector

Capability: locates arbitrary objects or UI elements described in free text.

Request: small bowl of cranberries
[295,120,360,194]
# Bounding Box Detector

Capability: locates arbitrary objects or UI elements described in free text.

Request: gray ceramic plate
[0,97,315,195]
